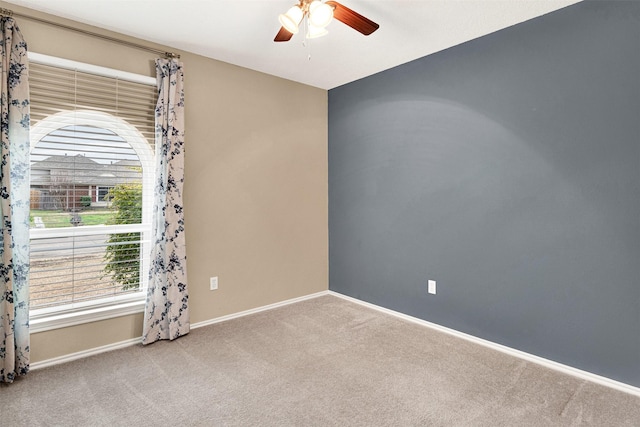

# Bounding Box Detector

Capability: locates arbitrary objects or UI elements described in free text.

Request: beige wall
[3,3,328,363]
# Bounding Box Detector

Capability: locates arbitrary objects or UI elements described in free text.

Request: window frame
[28,53,157,333]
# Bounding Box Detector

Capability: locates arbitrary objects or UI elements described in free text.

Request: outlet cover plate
[428,279,436,295]
[210,276,218,291]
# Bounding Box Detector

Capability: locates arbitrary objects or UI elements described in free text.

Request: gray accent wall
[328,1,640,386]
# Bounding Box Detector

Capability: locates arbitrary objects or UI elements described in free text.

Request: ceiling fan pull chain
[302,15,312,61]
[302,37,311,60]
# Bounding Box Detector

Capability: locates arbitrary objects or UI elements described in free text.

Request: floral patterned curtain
[0,17,30,383]
[142,58,189,345]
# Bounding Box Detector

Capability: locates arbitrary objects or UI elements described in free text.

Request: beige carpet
[1,295,639,426]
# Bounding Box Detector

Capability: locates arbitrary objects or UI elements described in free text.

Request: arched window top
[32,125,137,163]
[30,110,154,171]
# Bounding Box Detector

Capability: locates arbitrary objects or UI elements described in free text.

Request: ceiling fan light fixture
[274,0,379,43]
[307,24,328,39]
[279,5,303,34]
[308,1,333,28]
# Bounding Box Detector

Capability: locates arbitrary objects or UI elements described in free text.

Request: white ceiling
[5,0,581,89]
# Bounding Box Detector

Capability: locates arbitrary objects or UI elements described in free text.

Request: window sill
[30,297,146,334]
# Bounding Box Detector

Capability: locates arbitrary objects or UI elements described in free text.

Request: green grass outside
[30,209,114,228]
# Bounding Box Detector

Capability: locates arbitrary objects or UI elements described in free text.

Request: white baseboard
[191,290,330,330]
[30,291,330,371]
[30,288,640,398]
[30,337,141,371]
[329,291,640,398]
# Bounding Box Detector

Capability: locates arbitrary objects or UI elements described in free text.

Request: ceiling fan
[274,0,379,42]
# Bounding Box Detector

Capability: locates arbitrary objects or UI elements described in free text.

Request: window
[28,53,157,331]
[97,186,114,203]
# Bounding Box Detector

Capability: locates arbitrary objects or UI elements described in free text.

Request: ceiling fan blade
[326,1,379,36]
[274,26,294,42]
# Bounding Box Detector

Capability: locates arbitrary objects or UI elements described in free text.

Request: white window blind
[28,54,157,313]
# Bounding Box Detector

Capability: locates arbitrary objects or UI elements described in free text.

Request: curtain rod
[0,7,180,59]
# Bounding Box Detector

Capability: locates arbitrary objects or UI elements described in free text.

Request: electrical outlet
[428,279,436,295]
[209,276,218,291]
